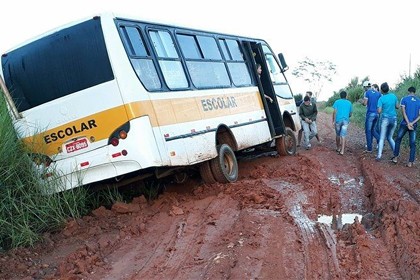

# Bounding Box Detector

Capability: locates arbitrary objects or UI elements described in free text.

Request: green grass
[0,94,93,250]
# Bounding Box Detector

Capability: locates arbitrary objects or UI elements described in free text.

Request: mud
[0,112,418,280]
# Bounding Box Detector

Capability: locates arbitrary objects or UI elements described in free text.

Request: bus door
[245,42,285,137]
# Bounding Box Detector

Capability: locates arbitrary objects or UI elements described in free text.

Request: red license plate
[65,138,88,153]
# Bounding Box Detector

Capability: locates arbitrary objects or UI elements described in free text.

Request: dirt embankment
[0,112,419,280]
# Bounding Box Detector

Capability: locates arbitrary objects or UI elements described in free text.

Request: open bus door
[245,42,285,138]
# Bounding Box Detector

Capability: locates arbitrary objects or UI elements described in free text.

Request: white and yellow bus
[0,13,300,192]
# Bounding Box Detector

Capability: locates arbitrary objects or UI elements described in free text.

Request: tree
[291,57,337,99]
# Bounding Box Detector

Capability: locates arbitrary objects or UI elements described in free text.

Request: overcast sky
[0,0,418,100]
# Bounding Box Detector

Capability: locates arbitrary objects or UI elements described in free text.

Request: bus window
[149,30,188,89]
[265,53,284,84]
[177,34,230,88]
[219,39,251,86]
[197,36,222,60]
[120,26,161,90]
[3,19,114,112]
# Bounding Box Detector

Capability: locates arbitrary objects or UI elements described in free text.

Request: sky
[0,0,418,101]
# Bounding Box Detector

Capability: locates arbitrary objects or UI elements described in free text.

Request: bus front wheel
[210,144,238,183]
[276,127,297,156]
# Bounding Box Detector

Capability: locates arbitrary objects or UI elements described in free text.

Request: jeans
[301,120,317,148]
[377,116,397,159]
[335,120,349,137]
[365,112,380,151]
[394,123,417,162]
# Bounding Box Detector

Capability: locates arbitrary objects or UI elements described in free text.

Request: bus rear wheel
[276,127,297,156]
[199,161,217,184]
[210,144,238,183]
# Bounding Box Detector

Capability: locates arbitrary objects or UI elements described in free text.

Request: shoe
[375,157,381,162]
[406,162,413,167]
[391,157,398,164]
[363,150,373,154]
[305,144,311,150]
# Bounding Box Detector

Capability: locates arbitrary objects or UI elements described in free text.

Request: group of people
[297,82,420,167]
[363,81,420,167]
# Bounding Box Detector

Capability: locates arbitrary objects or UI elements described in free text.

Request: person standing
[376,82,399,161]
[297,91,320,146]
[391,86,420,167]
[256,63,273,103]
[332,91,353,155]
[363,81,381,152]
[299,95,318,150]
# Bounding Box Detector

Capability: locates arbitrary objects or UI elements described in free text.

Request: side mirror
[278,53,289,72]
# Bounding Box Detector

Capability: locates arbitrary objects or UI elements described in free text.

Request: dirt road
[0,112,419,280]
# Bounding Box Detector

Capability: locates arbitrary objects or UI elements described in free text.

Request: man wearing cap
[299,95,318,150]
[363,81,381,152]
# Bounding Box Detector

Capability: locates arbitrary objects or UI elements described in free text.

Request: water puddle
[317,213,363,230]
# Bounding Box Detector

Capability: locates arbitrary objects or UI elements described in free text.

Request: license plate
[65,138,88,153]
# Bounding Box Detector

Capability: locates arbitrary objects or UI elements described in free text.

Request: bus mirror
[278,53,289,72]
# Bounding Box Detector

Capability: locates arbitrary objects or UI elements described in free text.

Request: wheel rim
[286,134,294,153]
[223,154,234,175]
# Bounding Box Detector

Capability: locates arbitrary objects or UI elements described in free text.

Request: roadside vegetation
[0,94,93,250]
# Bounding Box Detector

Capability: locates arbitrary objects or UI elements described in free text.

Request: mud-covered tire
[276,127,297,156]
[210,144,238,183]
[199,161,217,184]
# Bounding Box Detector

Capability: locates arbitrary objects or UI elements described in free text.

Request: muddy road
[0,112,419,280]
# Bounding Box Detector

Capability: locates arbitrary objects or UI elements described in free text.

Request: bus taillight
[110,138,119,146]
[119,130,127,139]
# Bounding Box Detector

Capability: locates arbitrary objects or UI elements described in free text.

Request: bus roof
[2,12,266,55]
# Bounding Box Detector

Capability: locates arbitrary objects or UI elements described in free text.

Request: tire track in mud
[99,193,242,280]
[265,179,341,279]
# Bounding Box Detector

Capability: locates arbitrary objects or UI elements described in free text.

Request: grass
[0,94,92,250]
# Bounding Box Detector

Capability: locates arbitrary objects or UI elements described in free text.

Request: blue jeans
[335,120,349,137]
[394,123,417,162]
[377,116,397,159]
[301,120,317,147]
[365,112,380,151]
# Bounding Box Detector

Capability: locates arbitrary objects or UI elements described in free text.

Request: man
[299,95,318,150]
[332,91,353,155]
[363,81,381,152]
[376,82,399,161]
[391,86,420,167]
[297,91,320,146]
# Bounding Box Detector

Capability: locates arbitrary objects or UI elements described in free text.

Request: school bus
[0,13,300,192]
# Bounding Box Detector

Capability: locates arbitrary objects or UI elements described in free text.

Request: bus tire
[199,161,217,184]
[210,144,238,183]
[276,127,297,156]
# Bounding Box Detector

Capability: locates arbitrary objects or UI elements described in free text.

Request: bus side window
[177,34,229,88]
[149,30,188,90]
[219,39,251,87]
[120,26,161,91]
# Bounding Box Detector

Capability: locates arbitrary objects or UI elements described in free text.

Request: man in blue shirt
[391,86,420,167]
[332,91,353,155]
[363,81,381,152]
[376,82,399,161]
